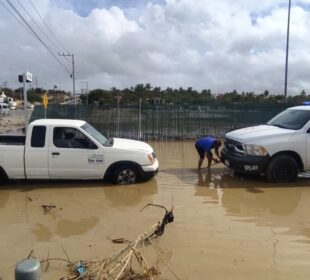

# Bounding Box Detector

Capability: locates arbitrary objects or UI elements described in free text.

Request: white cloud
[1,0,310,95]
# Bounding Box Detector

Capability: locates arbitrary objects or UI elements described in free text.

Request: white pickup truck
[221,105,310,183]
[0,119,159,184]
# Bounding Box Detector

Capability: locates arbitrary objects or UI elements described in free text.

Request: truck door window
[31,126,46,147]
[53,127,97,149]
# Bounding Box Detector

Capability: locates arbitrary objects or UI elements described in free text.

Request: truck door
[48,127,104,179]
[307,127,310,170]
[25,125,49,178]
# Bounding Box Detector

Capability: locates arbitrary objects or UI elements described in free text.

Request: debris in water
[74,261,87,277]
[111,238,131,244]
[140,203,174,238]
[41,204,56,214]
[35,204,179,279]
[27,249,33,259]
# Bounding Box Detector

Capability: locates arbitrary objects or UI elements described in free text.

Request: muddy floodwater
[1,141,310,279]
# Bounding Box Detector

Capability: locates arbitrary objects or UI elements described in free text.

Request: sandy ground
[1,142,310,279]
[0,109,34,134]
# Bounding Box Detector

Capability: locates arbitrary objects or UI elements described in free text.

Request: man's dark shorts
[195,143,212,159]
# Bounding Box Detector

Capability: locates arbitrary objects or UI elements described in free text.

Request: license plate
[224,159,230,166]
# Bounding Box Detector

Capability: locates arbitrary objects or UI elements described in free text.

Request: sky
[1,0,310,96]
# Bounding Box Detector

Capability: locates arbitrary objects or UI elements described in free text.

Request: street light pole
[284,0,291,104]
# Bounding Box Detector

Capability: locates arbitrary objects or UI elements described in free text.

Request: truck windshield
[81,123,108,146]
[267,109,310,130]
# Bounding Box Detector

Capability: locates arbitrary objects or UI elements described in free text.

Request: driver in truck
[195,136,221,170]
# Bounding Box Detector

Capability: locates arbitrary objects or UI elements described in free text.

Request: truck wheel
[0,167,8,185]
[113,165,138,185]
[0,174,4,184]
[266,155,298,183]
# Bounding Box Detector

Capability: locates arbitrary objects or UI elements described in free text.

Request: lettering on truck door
[48,127,104,179]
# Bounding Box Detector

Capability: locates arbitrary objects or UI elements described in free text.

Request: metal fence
[30,103,285,140]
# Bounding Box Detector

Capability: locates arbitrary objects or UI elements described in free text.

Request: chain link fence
[30,103,286,140]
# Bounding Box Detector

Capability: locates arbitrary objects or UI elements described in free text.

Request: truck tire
[113,164,138,185]
[266,155,298,183]
[0,167,8,185]
[0,174,5,184]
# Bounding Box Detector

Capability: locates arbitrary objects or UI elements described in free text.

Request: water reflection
[32,223,53,241]
[102,178,158,207]
[196,169,222,188]
[56,217,99,238]
[192,169,310,240]
[154,140,310,243]
[150,141,197,169]
[0,180,110,192]
[0,190,9,208]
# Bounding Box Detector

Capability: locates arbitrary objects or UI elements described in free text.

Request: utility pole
[115,96,122,137]
[58,53,76,105]
[284,0,291,104]
[80,81,89,106]
[139,98,142,139]
[80,81,89,120]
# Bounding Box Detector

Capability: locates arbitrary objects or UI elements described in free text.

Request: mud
[1,141,310,279]
[0,111,27,133]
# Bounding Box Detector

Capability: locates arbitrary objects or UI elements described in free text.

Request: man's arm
[208,148,220,166]
[214,147,221,160]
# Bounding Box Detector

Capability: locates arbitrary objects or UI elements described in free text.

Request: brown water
[1,141,310,279]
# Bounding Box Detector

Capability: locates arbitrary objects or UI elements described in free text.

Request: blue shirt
[195,137,217,153]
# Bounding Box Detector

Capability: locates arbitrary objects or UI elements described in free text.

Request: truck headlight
[147,153,155,163]
[245,144,268,156]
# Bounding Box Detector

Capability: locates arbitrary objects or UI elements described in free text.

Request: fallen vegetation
[29,204,179,280]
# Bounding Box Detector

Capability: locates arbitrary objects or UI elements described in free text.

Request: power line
[16,0,61,53]
[2,0,70,62]
[27,0,70,54]
[0,0,32,34]
[5,0,71,74]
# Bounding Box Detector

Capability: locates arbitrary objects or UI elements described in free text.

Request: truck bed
[0,135,26,145]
